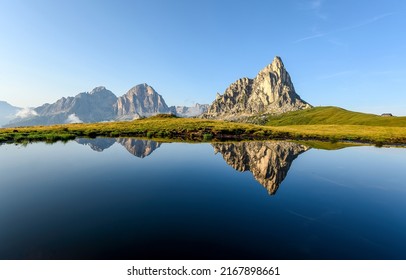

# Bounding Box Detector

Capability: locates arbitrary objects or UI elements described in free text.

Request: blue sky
[0,0,405,115]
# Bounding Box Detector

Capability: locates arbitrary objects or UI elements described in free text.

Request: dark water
[0,138,405,260]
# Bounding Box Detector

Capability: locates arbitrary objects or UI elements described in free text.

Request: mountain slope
[6,84,176,127]
[203,56,311,120]
[0,101,21,126]
[7,87,118,126]
[36,86,118,123]
[266,106,406,127]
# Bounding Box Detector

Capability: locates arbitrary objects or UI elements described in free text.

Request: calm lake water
[0,138,405,260]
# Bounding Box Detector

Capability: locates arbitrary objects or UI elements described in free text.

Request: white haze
[15,108,38,118]
[66,113,83,123]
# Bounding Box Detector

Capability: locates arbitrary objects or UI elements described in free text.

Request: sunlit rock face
[114,83,173,120]
[203,57,311,120]
[212,141,310,195]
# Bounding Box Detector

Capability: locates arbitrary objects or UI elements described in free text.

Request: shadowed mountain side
[6,87,118,127]
[0,101,21,126]
[116,138,161,158]
[213,141,310,195]
[5,84,177,127]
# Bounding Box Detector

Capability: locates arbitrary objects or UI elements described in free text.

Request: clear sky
[0,0,405,115]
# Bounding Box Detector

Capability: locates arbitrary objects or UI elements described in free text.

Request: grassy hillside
[266,106,406,127]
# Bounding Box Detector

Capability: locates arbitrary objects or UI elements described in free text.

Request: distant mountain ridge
[5,84,209,127]
[4,56,311,127]
[35,86,117,124]
[0,101,21,126]
[175,103,209,117]
[203,56,311,120]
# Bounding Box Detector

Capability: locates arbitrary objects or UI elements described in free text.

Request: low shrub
[203,133,213,141]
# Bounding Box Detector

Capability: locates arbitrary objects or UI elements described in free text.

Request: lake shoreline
[1,116,406,146]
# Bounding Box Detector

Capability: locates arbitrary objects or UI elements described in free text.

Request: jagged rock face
[204,57,311,120]
[115,83,172,119]
[213,141,309,195]
[175,103,209,117]
[6,84,175,127]
[35,86,118,122]
[116,138,161,158]
[8,87,118,126]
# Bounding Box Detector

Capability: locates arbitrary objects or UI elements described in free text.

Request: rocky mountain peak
[89,86,110,95]
[115,83,172,119]
[259,56,288,81]
[270,56,284,70]
[126,83,157,97]
[203,56,311,120]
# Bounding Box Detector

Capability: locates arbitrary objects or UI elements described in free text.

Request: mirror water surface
[1,138,405,259]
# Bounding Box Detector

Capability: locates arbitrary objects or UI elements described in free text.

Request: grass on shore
[1,113,406,146]
[266,106,406,127]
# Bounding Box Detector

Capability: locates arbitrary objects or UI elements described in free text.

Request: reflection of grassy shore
[1,112,406,145]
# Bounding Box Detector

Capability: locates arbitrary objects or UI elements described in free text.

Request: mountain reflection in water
[75,138,308,194]
[2,139,405,260]
[75,138,116,152]
[213,141,309,194]
[75,138,161,158]
[116,138,161,158]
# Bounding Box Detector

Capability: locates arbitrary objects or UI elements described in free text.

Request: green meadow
[266,106,406,126]
[1,108,406,146]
